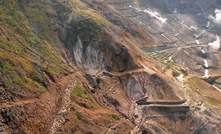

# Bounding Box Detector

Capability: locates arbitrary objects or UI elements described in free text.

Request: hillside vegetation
[0,0,111,98]
[0,0,141,133]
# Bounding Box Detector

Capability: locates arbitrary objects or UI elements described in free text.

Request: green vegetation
[0,52,47,94]
[39,42,71,76]
[0,0,73,97]
[76,112,82,120]
[188,77,200,93]
[108,114,120,120]
[71,80,95,103]
[0,0,111,97]
[96,77,101,84]
[71,6,110,43]
[171,28,177,34]
[104,121,110,125]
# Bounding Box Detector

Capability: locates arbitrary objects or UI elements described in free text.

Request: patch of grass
[0,52,47,93]
[108,114,120,120]
[69,3,110,43]
[76,112,82,120]
[0,0,63,40]
[71,80,95,104]
[39,42,71,76]
[104,121,110,125]
[0,0,73,96]
[188,77,200,93]
[0,38,17,52]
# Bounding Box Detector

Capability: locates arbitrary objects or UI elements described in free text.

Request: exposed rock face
[83,44,104,71]
[65,29,142,74]
[121,74,144,100]
[119,72,182,101]
[72,37,84,68]
[59,25,68,42]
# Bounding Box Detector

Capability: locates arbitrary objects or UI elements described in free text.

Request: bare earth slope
[0,0,221,133]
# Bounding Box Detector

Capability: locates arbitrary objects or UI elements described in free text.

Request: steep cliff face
[61,0,156,73]
[119,71,182,101]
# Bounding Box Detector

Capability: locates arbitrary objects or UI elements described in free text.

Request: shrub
[71,80,95,103]
[172,70,180,77]
[77,112,82,120]
[96,77,101,84]
[108,114,120,120]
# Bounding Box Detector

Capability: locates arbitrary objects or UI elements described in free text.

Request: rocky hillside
[0,0,221,133]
